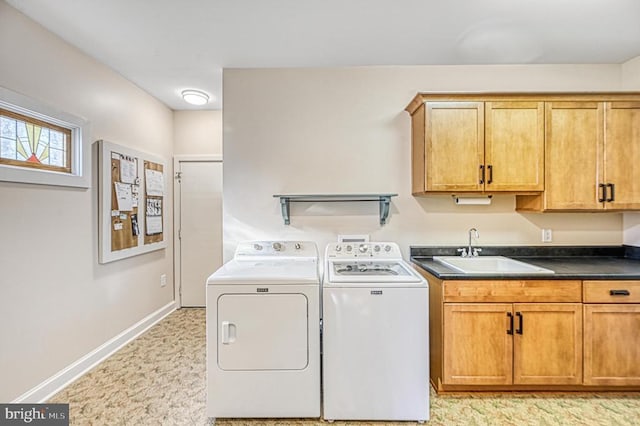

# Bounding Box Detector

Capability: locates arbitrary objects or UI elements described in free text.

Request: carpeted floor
[49,308,640,425]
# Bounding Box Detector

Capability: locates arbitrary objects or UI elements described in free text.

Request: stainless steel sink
[433,256,554,275]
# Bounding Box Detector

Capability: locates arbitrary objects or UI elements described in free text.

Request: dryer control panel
[235,240,318,259]
[326,242,402,259]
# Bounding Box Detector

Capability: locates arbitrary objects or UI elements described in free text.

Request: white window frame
[0,86,90,188]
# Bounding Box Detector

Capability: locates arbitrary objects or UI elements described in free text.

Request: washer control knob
[335,245,342,252]
[272,242,283,251]
[253,244,263,251]
[346,245,353,252]
[359,244,368,253]
[374,245,381,252]
[384,245,392,252]
[294,243,301,250]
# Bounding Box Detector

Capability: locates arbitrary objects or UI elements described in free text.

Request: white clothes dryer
[206,241,320,421]
[322,241,430,422]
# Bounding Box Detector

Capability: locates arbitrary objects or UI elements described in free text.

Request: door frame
[173,155,223,308]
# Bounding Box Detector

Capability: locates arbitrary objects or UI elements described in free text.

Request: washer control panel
[326,242,401,259]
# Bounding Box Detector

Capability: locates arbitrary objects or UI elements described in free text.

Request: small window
[0,86,90,188]
[0,108,72,173]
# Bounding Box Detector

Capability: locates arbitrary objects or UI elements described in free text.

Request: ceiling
[6,0,640,110]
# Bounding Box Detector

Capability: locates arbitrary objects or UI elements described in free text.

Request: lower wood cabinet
[443,303,582,386]
[513,303,582,385]
[583,280,640,386]
[583,304,640,386]
[417,268,640,392]
[443,303,512,385]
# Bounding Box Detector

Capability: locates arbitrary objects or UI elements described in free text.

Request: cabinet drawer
[583,281,640,303]
[443,280,582,303]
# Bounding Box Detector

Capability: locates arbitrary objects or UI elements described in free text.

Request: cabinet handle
[598,183,606,202]
[507,312,514,335]
[479,165,485,184]
[610,289,630,296]
[487,165,493,184]
[606,183,615,202]
[515,312,523,335]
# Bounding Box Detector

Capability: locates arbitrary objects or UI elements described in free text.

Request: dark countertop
[410,245,640,280]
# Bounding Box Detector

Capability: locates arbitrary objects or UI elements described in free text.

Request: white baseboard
[13,301,177,403]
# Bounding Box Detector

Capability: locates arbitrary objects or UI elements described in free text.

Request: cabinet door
[604,102,640,209]
[545,102,603,210]
[443,303,512,385]
[411,103,427,194]
[485,102,544,191]
[584,304,640,386]
[513,303,582,385]
[425,102,484,191]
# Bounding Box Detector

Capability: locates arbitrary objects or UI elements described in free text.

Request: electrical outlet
[541,229,553,243]
[160,274,167,287]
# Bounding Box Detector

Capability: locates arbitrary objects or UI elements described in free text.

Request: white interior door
[176,159,223,307]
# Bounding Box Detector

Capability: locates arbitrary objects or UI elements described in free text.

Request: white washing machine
[206,241,320,421]
[322,241,429,422]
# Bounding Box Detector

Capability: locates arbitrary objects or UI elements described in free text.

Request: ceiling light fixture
[181,89,210,106]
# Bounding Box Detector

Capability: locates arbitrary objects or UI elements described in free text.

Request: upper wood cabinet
[541,101,603,210]
[516,101,640,211]
[407,92,640,210]
[603,102,640,209]
[422,102,484,192]
[409,98,544,194]
[485,102,545,192]
[515,99,640,211]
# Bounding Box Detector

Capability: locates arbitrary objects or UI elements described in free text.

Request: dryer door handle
[221,321,236,344]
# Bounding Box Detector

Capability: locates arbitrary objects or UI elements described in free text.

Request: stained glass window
[0,108,72,173]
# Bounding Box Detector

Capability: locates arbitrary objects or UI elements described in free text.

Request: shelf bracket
[279,197,291,225]
[379,195,391,225]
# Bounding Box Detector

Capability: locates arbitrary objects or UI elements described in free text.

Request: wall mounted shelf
[273,193,398,225]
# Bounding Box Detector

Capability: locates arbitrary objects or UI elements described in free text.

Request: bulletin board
[98,139,167,263]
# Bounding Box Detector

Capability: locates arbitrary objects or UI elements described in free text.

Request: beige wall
[223,65,628,260]
[0,2,174,401]
[173,110,223,156]
[624,215,640,247]
[622,56,640,90]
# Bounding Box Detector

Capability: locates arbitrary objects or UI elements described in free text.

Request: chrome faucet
[458,228,482,257]
[468,228,481,257]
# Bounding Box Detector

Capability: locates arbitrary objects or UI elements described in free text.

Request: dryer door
[217,293,309,370]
